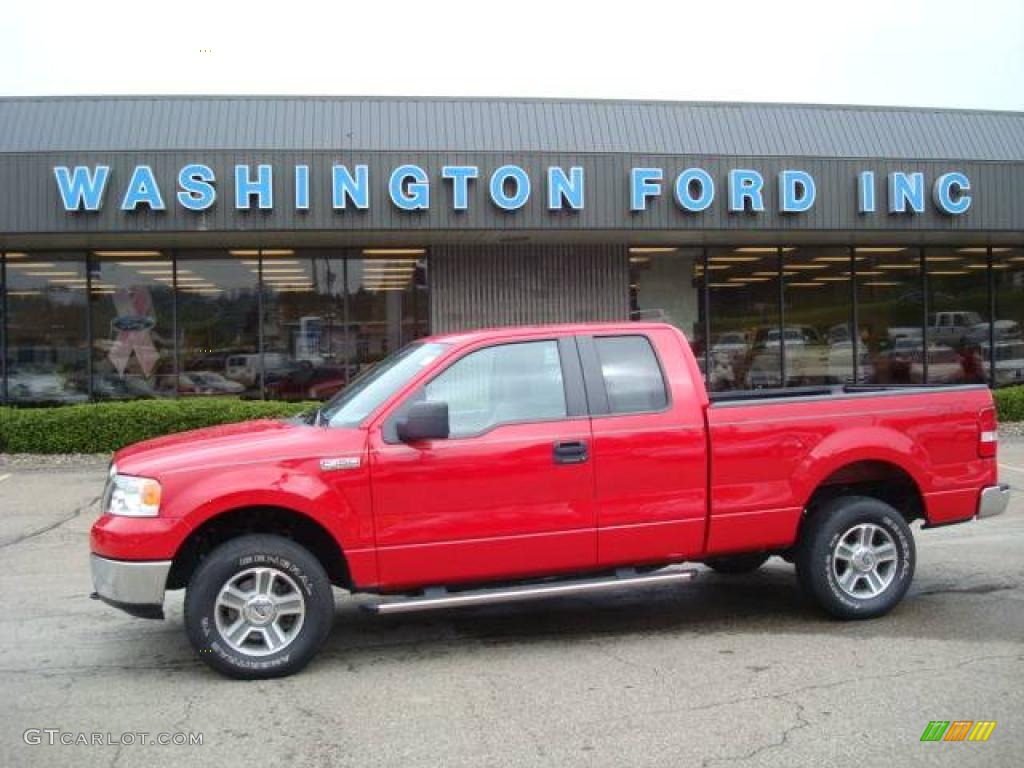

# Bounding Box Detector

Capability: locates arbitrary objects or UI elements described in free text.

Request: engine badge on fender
[320,456,362,472]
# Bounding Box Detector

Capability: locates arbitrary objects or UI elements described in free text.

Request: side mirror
[396,401,450,442]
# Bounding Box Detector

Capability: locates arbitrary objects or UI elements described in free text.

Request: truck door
[368,336,596,589]
[578,330,709,567]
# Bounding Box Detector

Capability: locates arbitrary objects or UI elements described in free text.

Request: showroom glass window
[706,247,781,391]
[925,247,990,384]
[855,248,923,384]
[261,248,430,401]
[4,252,89,403]
[176,251,260,398]
[260,249,349,402]
[629,247,706,379]
[991,247,1024,387]
[781,247,855,385]
[88,251,175,399]
[345,250,429,380]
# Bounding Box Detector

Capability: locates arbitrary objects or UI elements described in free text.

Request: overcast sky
[3,0,1022,110]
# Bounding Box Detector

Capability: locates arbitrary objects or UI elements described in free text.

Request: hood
[113,418,365,478]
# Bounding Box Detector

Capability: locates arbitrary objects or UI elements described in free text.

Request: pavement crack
[915,582,1021,597]
[171,691,201,732]
[0,659,198,677]
[696,653,1019,766]
[591,642,652,674]
[0,494,100,552]
[578,652,1021,733]
[107,740,124,768]
[701,699,811,767]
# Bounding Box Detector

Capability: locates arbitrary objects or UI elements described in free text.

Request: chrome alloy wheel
[831,523,898,599]
[214,567,306,656]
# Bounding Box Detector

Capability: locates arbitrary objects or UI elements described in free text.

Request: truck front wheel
[184,534,334,679]
[796,496,915,620]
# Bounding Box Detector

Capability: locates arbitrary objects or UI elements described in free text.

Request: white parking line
[0,474,10,483]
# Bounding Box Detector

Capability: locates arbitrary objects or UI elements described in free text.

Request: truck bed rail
[709,382,989,406]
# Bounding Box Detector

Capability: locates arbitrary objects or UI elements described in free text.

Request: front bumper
[978,484,1011,519]
[90,554,171,620]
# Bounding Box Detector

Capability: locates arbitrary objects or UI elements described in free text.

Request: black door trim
[557,335,589,419]
[575,335,610,416]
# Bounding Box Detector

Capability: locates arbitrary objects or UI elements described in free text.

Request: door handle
[553,440,589,464]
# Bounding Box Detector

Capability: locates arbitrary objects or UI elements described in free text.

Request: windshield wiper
[308,406,324,426]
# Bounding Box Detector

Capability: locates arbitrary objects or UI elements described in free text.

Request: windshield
[319,342,450,428]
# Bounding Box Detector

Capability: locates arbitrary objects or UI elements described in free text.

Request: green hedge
[994,386,1024,424]
[2,387,1023,455]
[0,398,316,454]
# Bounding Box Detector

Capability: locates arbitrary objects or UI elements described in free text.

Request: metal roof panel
[0,96,1020,161]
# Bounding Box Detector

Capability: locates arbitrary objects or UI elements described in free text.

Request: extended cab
[90,323,1009,678]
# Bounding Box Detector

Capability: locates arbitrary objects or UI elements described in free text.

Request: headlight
[107,474,162,517]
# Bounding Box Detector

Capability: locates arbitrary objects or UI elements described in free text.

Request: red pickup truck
[90,322,1009,678]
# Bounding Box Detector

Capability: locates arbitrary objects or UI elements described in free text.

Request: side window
[593,335,668,414]
[423,340,567,437]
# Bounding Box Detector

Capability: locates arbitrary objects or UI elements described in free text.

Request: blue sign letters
[728,170,765,213]
[176,164,216,211]
[888,172,926,214]
[54,165,110,211]
[120,165,165,211]
[932,171,972,215]
[674,168,715,212]
[630,168,663,211]
[52,162,975,218]
[778,170,815,213]
[332,165,369,210]
[490,165,531,211]
[442,165,479,211]
[234,164,273,210]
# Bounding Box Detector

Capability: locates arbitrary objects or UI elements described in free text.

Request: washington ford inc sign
[52,163,973,217]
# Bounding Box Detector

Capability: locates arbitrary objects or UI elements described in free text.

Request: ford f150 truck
[90,322,1010,678]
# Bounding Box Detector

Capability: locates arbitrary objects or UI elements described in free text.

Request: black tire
[796,495,915,620]
[704,552,770,574]
[184,534,334,679]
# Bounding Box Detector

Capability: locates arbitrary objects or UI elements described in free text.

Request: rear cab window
[592,335,669,414]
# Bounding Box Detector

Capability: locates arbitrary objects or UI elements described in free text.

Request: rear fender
[792,426,930,513]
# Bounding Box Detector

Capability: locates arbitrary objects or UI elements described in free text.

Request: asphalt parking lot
[1,446,1022,768]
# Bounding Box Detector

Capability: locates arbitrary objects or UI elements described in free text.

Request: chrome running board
[364,567,698,615]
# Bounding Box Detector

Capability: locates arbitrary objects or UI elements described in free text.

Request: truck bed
[703,383,996,555]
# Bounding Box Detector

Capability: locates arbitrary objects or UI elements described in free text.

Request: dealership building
[0,95,1022,403]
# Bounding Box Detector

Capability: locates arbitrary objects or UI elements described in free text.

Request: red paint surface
[91,322,998,592]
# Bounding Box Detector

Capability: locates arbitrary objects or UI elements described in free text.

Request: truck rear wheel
[704,552,770,574]
[184,534,334,679]
[796,496,915,620]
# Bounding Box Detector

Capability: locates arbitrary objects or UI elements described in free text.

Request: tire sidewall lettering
[236,553,314,596]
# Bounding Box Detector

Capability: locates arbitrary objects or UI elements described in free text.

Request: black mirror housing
[397,401,450,442]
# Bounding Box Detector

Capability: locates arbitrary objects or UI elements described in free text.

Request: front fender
[162,462,372,557]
